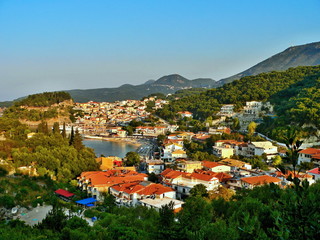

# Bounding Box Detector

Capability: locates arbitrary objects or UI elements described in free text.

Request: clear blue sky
[0,0,320,101]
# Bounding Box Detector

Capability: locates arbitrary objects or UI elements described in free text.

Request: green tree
[247,121,257,135]
[62,122,67,138]
[69,126,74,146]
[272,155,282,166]
[52,122,60,134]
[72,129,84,151]
[190,184,209,198]
[125,152,141,166]
[232,117,241,131]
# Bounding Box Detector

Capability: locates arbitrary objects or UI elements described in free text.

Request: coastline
[83,135,143,147]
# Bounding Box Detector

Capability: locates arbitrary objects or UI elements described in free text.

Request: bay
[83,139,138,158]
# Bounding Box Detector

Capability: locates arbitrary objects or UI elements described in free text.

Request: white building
[298,148,320,165]
[110,181,176,207]
[161,143,184,162]
[246,141,278,160]
[219,104,235,116]
[139,197,184,212]
[161,169,220,198]
[147,160,165,175]
[243,101,262,115]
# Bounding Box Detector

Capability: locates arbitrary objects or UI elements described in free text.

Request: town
[52,97,320,213]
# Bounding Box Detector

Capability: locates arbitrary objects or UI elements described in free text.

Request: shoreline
[83,135,143,147]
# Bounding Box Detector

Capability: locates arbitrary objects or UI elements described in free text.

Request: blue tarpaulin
[76,198,97,206]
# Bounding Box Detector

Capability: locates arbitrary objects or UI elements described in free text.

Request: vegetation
[125,151,141,166]
[0,180,318,239]
[159,65,320,120]
[2,92,73,122]
[12,131,98,180]
[15,92,72,107]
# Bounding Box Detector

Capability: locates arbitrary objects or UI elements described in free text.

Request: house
[176,160,202,173]
[246,141,278,160]
[219,104,235,116]
[213,140,245,158]
[177,132,195,141]
[243,101,262,115]
[54,189,75,202]
[241,175,281,189]
[202,161,231,172]
[77,170,148,201]
[161,143,184,162]
[117,129,127,138]
[208,127,231,135]
[218,158,252,170]
[178,111,193,118]
[161,169,220,198]
[307,167,320,182]
[139,197,184,212]
[147,160,165,175]
[109,181,176,207]
[298,148,320,165]
[96,156,123,170]
[275,170,313,185]
[171,150,187,160]
[212,145,235,158]
[194,169,232,183]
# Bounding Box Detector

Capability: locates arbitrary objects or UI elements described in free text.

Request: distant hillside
[157,65,320,121]
[218,41,320,85]
[66,74,216,102]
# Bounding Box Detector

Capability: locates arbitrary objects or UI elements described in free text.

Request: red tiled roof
[202,161,223,169]
[137,184,174,196]
[275,170,312,179]
[80,170,147,187]
[308,168,320,175]
[190,172,216,181]
[55,189,74,198]
[241,175,281,186]
[211,172,232,182]
[111,182,174,196]
[161,168,187,179]
[299,148,320,155]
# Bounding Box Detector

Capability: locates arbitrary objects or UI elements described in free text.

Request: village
[50,97,320,215]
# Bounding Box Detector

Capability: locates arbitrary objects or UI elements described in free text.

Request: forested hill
[157,65,320,122]
[3,91,74,124]
[15,92,72,107]
[219,41,320,85]
[66,74,217,102]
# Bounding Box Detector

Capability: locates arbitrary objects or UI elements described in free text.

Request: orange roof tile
[190,172,216,181]
[202,161,223,169]
[241,175,281,186]
[299,148,320,155]
[308,168,320,175]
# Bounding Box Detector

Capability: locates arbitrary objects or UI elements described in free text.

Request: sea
[83,139,138,158]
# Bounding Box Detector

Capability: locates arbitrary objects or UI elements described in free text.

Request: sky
[0,0,320,101]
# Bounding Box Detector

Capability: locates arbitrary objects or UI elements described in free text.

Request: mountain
[218,41,320,85]
[66,74,216,102]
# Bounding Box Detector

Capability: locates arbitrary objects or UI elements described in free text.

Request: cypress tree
[69,126,74,146]
[62,122,66,138]
[73,129,84,151]
[52,122,60,134]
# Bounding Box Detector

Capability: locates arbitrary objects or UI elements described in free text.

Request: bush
[0,166,8,177]
[0,195,15,208]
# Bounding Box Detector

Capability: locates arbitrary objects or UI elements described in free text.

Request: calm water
[83,139,138,158]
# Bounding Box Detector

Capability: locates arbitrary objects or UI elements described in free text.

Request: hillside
[218,41,320,85]
[157,65,320,126]
[66,74,217,102]
[3,92,74,127]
